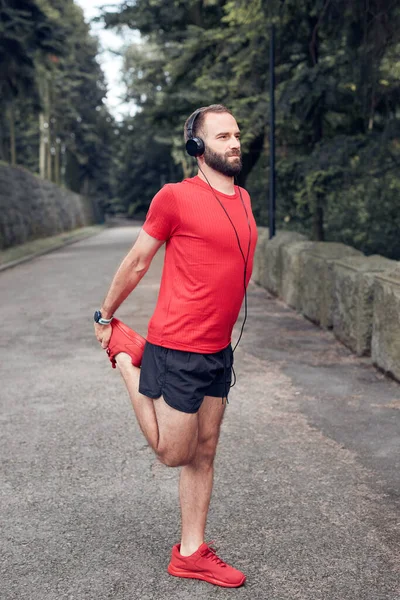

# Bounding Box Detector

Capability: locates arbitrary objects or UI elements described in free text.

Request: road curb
[0,227,105,273]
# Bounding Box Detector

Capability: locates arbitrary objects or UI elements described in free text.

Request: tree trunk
[309,14,325,241]
[65,149,81,193]
[55,140,60,185]
[39,113,46,178]
[60,143,66,186]
[46,129,52,182]
[82,175,90,196]
[313,198,325,241]
[39,73,52,180]
[0,116,5,161]
[9,104,16,166]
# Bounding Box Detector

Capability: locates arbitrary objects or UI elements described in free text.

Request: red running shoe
[106,318,146,369]
[167,542,246,588]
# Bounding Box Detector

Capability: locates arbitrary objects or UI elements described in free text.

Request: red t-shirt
[142,175,258,353]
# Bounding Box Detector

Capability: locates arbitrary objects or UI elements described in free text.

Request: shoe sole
[107,319,146,368]
[167,564,246,588]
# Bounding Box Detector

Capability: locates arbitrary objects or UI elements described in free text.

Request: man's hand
[94,322,112,349]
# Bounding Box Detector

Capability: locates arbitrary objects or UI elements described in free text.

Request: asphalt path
[1,225,399,600]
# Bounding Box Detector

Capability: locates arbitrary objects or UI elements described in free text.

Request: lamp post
[269,23,276,239]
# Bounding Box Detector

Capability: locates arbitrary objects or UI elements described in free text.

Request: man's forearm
[100,255,149,319]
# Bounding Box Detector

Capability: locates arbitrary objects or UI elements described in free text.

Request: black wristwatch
[94,310,113,325]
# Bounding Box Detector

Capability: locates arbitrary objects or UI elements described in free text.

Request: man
[94,104,258,588]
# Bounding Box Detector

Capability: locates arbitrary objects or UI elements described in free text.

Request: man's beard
[203,147,242,177]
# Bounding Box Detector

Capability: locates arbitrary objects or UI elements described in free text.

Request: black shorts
[138,341,234,414]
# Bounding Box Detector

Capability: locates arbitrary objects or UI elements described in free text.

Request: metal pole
[269,23,276,239]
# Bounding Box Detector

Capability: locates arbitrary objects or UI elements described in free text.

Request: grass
[0,225,105,267]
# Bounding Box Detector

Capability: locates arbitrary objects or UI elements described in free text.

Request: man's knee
[194,434,219,466]
[116,352,137,376]
[157,445,195,468]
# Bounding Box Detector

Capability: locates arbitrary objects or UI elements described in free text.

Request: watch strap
[98,317,113,325]
[94,309,113,325]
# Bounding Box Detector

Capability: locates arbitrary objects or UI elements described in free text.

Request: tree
[0,0,117,214]
[0,0,64,165]
[112,111,181,216]
[104,0,400,257]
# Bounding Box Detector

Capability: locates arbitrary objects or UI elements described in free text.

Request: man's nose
[230,136,240,149]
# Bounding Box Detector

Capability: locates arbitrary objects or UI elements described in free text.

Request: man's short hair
[184,104,233,142]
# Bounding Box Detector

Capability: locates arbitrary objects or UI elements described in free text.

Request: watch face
[94,310,101,323]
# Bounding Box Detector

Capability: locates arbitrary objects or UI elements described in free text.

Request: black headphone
[185,109,205,157]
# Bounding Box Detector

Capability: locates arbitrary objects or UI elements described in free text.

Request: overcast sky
[75,0,135,120]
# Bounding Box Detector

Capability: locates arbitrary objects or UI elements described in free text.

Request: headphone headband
[186,109,201,140]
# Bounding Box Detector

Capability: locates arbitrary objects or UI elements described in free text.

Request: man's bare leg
[115,352,198,466]
[179,395,226,556]
[115,352,160,449]
[116,354,223,550]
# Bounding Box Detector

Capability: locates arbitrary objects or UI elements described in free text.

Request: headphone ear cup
[186,137,205,157]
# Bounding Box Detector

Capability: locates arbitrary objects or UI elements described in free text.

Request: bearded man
[94,104,258,588]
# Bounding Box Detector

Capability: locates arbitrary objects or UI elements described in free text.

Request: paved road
[1,226,399,600]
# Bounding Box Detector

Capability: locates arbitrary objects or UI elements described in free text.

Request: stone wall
[253,227,400,381]
[0,164,99,249]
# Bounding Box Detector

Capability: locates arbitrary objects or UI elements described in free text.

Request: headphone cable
[197,165,252,387]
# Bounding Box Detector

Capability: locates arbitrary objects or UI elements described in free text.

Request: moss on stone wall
[0,164,99,249]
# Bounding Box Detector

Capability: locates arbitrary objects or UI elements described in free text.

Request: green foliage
[102,0,400,257]
[113,112,182,216]
[4,0,400,259]
[0,0,64,104]
[0,0,116,213]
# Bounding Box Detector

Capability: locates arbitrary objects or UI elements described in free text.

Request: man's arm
[94,228,164,348]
